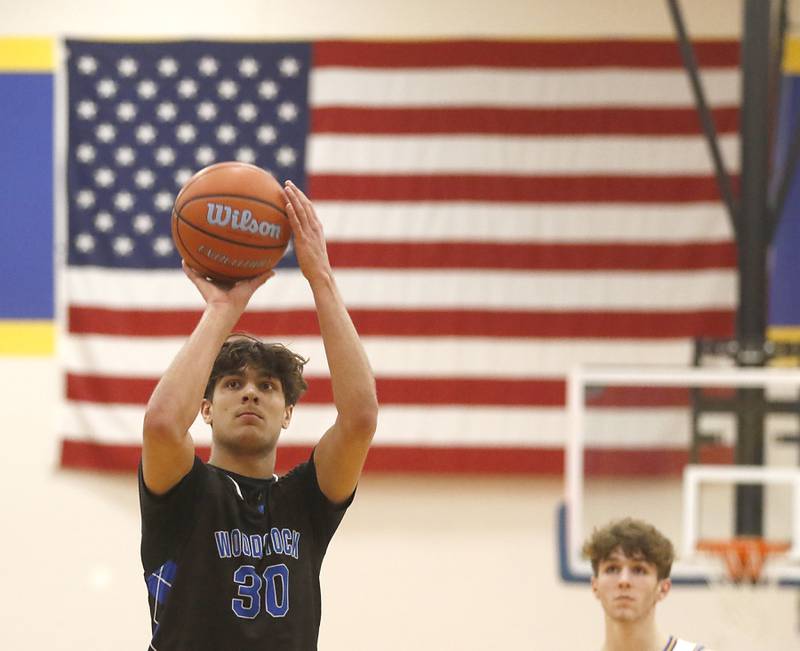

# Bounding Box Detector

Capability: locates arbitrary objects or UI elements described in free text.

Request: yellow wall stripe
[0,321,55,355]
[768,326,800,342]
[784,36,800,74]
[0,37,54,72]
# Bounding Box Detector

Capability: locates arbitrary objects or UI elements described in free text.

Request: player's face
[201,365,293,454]
[591,548,670,624]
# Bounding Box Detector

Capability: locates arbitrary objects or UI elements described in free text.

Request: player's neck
[602,616,667,651]
[208,446,277,479]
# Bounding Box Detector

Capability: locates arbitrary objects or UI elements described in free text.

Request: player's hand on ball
[182,260,273,311]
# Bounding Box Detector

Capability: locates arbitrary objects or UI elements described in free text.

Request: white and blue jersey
[138,452,351,650]
[664,636,706,651]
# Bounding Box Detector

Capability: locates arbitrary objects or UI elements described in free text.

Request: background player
[138,180,378,649]
[583,518,714,651]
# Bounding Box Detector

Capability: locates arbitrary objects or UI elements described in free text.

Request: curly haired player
[139,180,378,650]
[583,518,715,651]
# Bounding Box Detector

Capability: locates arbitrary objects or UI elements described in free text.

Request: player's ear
[656,577,672,601]
[591,576,599,597]
[201,398,213,425]
[281,404,293,429]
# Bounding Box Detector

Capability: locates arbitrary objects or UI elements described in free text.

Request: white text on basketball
[206,202,282,239]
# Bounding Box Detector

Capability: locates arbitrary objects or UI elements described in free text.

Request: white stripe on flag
[65,268,737,310]
[61,335,693,377]
[310,69,739,108]
[308,134,740,174]
[315,202,733,243]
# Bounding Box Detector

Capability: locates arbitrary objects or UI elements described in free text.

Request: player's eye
[225,379,241,389]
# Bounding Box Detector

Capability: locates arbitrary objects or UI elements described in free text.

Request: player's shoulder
[276,458,314,485]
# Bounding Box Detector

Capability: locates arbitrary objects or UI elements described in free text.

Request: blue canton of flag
[66,40,310,269]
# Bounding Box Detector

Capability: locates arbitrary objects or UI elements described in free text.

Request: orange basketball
[171,162,290,283]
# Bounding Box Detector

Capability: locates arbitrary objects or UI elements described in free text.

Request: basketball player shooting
[139,180,378,650]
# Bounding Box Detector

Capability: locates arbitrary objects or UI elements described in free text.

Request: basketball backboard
[558,365,800,587]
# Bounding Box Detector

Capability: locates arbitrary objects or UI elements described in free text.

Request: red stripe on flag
[326,242,737,270]
[66,374,565,406]
[313,40,739,69]
[308,175,730,203]
[59,440,734,476]
[312,107,739,136]
[65,375,733,409]
[68,307,735,338]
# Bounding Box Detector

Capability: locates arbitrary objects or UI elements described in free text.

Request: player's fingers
[284,193,305,236]
[285,180,315,221]
[244,269,275,289]
[286,181,323,238]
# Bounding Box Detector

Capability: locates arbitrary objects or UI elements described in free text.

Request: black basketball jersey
[138,453,351,650]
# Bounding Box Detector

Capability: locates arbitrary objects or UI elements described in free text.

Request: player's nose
[241,383,259,402]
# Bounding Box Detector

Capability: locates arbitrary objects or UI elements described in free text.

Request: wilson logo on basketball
[206,202,282,240]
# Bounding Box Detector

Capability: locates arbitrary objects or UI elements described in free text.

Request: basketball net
[697,537,790,585]
[695,538,791,648]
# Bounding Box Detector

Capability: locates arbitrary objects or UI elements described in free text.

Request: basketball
[171,162,290,283]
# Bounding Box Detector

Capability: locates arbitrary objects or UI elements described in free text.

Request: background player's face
[591,548,670,624]
[201,364,293,454]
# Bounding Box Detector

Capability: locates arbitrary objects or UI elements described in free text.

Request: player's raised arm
[284,181,378,504]
[141,263,273,494]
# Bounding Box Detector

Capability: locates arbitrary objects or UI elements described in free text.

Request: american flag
[61,39,739,474]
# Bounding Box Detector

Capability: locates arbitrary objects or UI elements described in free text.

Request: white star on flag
[216,124,237,144]
[113,236,135,256]
[155,147,176,166]
[153,236,174,256]
[136,124,157,144]
[195,146,216,166]
[197,102,217,121]
[75,189,95,209]
[94,168,116,188]
[137,79,158,99]
[154,192,173,211]
[116,102,137,121]
[74,232,95,252]
[277,102,299,122]
[175,123,197,143]
[114,146,136,166]
[217,79,238,99]
[177,78,198,98]
[117,57,138,77]
[158,57,179,77]
[94,211,115,231]
[237,102,258,122]
[133,213,154,234]
[156,102,178,122]
[198,56,219,76]
[134,169,156,188]
[76,100,97,120]
[76,143,96,163]
[238,57,259,77]
[95,123,116,142]
[113,191,135,211]
[76,55,97,74]
[257,124,277,144]
[96,78,117,98]
[278,56,300,77]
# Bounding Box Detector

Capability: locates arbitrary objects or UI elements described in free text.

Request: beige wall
[2,1,800,649]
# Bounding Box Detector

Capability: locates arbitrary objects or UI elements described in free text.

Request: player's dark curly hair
[204,334,308,406]
[582,517,675,580]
